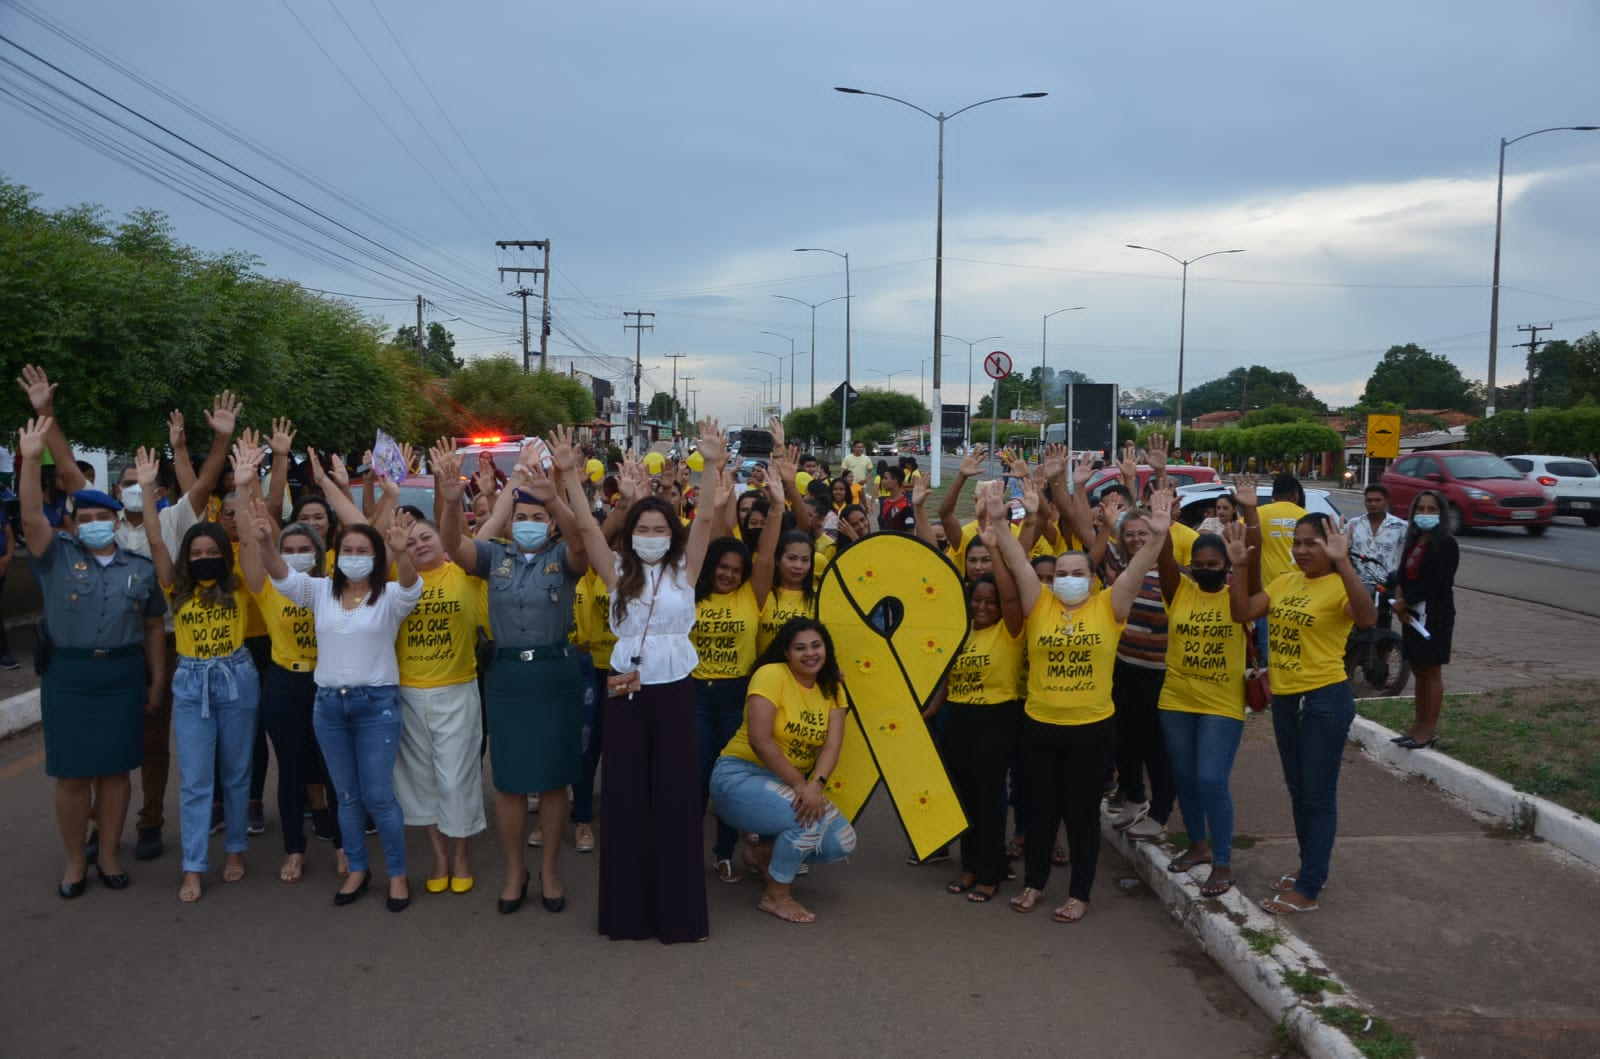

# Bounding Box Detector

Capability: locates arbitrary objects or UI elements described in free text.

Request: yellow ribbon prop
[817,534,970,861]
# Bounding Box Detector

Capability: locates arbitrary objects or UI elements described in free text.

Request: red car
[1380,450,1555,535]
[1084,463,1219,503]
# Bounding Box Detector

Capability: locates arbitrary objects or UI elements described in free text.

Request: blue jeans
[709,756,856,884]
[171,648,260,873]
[1270,682,1355,900]
[314,685,406,877]
[696,677,748,861]
[1159,710,1245,866]
[571,657,604,824]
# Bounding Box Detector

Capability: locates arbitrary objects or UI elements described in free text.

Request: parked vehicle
[1084,463,1219,503]
[1174,482,1343,521]
[1380,450,1554,535]
[1504,454,1600,526]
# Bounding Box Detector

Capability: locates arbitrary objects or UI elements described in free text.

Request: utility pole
[496,239,551,371]
[687,388,700,423]
[415,295,425,370]
[623,310,655,450]
[1516,323,1552,412]
[680,374,695,432]
[665,352,687,434]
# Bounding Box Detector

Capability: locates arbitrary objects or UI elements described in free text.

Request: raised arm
[910,472,939,548]
[1223,521,1269,622]
[1016,472,1043,554]
[16,366,88,494]
[940,444,986,545]
[984,481,1041,616]
[231,439,269,593]
[248,494,291,584]
[431,439,478,572]
[384,517,419,589]
[1109,491,1169,623]
[1146,432,1171,494]
[1156,518,1181,604]
[185,390,241,518]
[168,409,196,498]
[1323,520,1377,629]
[1231,474,1263,595]
[980,522,1025,636]
[16,416,55,557]
[526,445,588,576]
[749,474,785,609]
[551,425,616,587]
[305,448,368,527]
[684,450,730,586]
[266,417,296,519]
[134,447,176,589]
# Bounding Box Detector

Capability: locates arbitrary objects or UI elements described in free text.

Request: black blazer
[1397,532,1458,616]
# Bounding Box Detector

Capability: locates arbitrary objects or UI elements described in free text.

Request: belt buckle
[518,649,537,662]
[92,648,110,659]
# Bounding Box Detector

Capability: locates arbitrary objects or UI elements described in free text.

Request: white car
[1505,454,1600,526]
[1175,482,1344,522]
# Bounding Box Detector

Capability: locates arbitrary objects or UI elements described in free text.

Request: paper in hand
[372,430,408,482]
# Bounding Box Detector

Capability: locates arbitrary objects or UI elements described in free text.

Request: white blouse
[271,570,423,688]
[607,557,698,685]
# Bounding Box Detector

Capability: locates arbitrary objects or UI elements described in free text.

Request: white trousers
[395,680,487,837]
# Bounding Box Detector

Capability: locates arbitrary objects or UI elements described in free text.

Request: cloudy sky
[4,0,1598,426]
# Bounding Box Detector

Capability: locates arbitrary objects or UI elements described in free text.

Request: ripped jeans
[313,685,405,877]
[709,756,856,884]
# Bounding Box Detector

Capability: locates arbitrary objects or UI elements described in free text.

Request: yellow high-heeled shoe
[449,875,475,894]
[425,875,450,894]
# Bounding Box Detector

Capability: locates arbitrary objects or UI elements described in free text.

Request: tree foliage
[419,358,595,441]
[785,390,927,447]
[1177,366,1326,419]
[392,321,462,378]
[1360,343,1473,410]
[0,180,422,451]
[1468,406,1600,457]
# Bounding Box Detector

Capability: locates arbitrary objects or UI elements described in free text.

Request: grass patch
[1281,968,1344,999]
[1316,1006,1417,1059]
[1358,685,1600,822]
[1240,924,1286,956]
[1230,833,1260,850]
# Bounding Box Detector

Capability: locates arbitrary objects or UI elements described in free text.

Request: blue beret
[71,489,123,513]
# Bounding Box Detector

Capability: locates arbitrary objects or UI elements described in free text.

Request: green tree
[849,389,928,431]
[1239,405,1319,429]
[976,372,1030,418]
[419,358,595,441]
[1569,332,1600,406]
[393,322,462,378]
[645,391,685,428]
[1360,343,1472,410]
[1177,366,1326,419]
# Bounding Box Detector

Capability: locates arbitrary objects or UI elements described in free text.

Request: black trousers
[260,662,338,855]
[944,701,1019,888]
[1112,659,1174,823]
[1022,715,1115,901]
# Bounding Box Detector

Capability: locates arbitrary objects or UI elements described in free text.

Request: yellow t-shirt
[1023,589,1125,727]
[257,580,317,671]
[951,520,1031,575]
[691,583,761,679]
[1257,501,1307,586]
[1265,570,1354,695]
[758,586,814,656]
[396,562,488,689]
[1159,576,1245,719]
[170,589,249,661]
[229,544,267,640]
[720,662,843,774]
[946,620,1024,705]
[1169,520,1198,568]
[573,570,619,670]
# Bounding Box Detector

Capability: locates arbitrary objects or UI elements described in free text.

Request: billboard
[940,404,967,443]
[1044,383,1119,455]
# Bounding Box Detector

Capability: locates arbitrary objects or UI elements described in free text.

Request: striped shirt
[1115,570,1168,669]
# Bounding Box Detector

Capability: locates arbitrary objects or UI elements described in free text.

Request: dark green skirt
[41,647,146,779]
[485,645,583,795]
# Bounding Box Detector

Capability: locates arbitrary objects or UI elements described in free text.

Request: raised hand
[247,493,276,546]
[1322,519,1352,563]
[1231,474,1259,510]
[1118,440,1138,486]
[1221,521,1251,565]
[911,472,930,508]
[769,416,787,452]
[16,365,57,415]
[304,446,330,487]
[695,417,726,466]
[398,442,417,477]
[1040,442,1068,482]
[385,518,411,561]
[1072,450,1095,490]
[430,439,464,502]
[523,464,559,504]
[473,463,498,499]
[328,452,351,491]
[978,480,1007,526]
[959,444,988,478]
[133,445,162,489]
[1147,432,1169,472]
[230,438,264,483]
[270,417,297,455]
[547,424,583,472]
[16,416,52,461]
[168,409,188,451]
[1147,490,1174,535]
[1019,475,1040,516]
[205,390,242,437]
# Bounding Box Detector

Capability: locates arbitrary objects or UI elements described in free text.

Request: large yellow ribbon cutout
[817,533,970,861]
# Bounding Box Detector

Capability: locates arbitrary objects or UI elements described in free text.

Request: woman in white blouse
[553,423,725,944]
[246,494,422,912]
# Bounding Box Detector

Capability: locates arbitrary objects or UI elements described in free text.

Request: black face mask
[1192,567,1228,593]
[189,557,230,584]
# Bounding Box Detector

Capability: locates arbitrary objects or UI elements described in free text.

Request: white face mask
[337,555,375,580]
[632,535,671,565]
[1051,575,1092,606]
[120,484,144,513]
[284,552,317,574]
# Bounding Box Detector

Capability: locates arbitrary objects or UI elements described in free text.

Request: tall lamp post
[835,86,1046,486]
[1125,244,1245,449]
[1039,306,1085,446]
[793,248,852,448]
[753,351,787,414]
[747,368,775,407]
[1486,125,1598,417]
[943,333,1002,452]
[757,335,795,413]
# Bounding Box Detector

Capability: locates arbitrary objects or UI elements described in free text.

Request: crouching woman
[709,618,855,924]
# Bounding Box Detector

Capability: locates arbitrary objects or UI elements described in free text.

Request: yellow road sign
[1366,414,1401,459]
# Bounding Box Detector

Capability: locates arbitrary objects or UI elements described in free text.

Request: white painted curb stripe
[0,688,40,742]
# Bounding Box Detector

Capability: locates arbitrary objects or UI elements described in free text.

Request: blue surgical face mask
[512,520,549,551]
[337,555,375,580]
[1413,514,1440,532]
[78,520,117,550]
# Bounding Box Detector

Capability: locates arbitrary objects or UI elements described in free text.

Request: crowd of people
[16,361,1458,933]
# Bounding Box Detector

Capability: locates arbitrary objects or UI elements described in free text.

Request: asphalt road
[0,727,1275,1058]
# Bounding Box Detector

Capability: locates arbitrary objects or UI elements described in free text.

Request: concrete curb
[1348,714,1600,871]
[0,687,40,741]
[1102,812,1369,1059]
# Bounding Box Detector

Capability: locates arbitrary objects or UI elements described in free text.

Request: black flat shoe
[334,871,370,907]
[541,893,566,914]
[498,871,530,915]
[95,865,130,890]
[386,895,410,913]
[1396,735,1439,750]
[58,876,88,900]
[134,828,163,861]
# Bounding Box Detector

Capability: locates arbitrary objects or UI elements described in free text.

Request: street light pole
[794,249,852,447]
[1125,245,1245,449]
[944,333,1003,452]
[1486,125,1598,417]
[1039,306,1085,447]
[758,335,795,413]
[753,351,785,414]
[772,293,847,409]
[835,86,1046,487]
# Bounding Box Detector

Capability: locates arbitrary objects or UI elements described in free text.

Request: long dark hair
[330,523,388,605]
[291,494,340,540]
[613,496,686,623]
[696,536,751,601]
[173,522,239,613]
[754,617,842,703]
[1190,531,1229,569]
[776,529,817,610]
[1400,489,1450,558]
[836,502,870,553]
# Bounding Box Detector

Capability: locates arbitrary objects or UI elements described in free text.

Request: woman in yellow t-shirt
[709,619,854,924]
[692,475,782,882]
[1225,502,1376,916]
[569,567,616,855]
[988,476,1168,924]
[757,530,817,656]
[930,549,1024,903]
[393,515,489,897]
[1155,531,1246,898]
[137,451,257,904]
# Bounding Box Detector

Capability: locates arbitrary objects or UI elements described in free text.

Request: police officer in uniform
[19,415,167,898]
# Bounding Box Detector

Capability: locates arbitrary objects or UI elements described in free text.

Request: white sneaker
[1111,801,1150,832]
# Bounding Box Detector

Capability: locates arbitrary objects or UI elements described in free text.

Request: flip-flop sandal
[1167,852,1212,873]
[1009,887,1043,913]
[1199,876,1234,897]
[1268,873,1300,893]
[945,879,973,895]
[1261,894,1319,915]
[1005,839,1024,860]
[966,887,998,903]
[1051,898,1088,923]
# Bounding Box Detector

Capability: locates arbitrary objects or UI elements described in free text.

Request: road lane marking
[0,749,43,781]
[1459,544,1566,566]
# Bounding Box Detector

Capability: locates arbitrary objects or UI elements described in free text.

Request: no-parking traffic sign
[983,350,1012,380]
